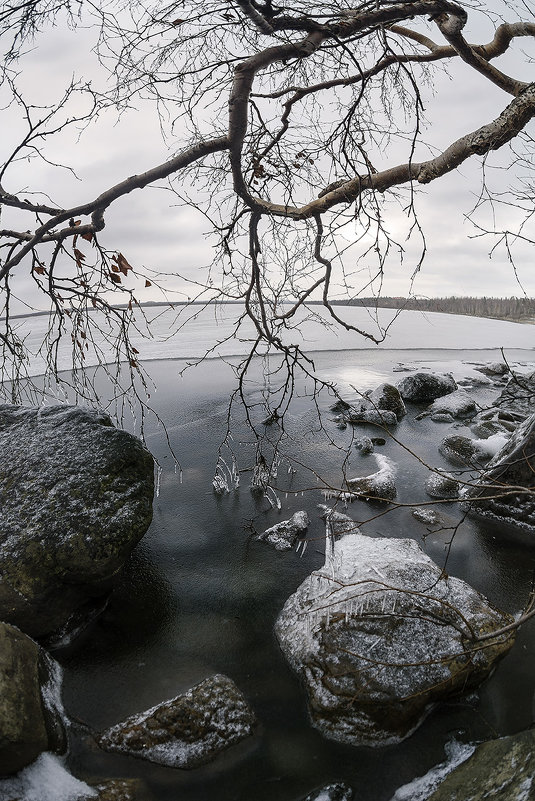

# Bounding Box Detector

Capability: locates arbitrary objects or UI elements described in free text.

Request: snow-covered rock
[475,362,509,377]
[0,405,154,639]
[346,454,397,501]
[97,674,256,769]
[347,409,398,427]
[355,436,374,454]
[318,506,359,538]
[465,413,535,533]
[275,533,514,747]
[396,373,457,404]
[425,470,460,500]
[335,384,404,427]
[427,390,476,419]
[256,511,309,551]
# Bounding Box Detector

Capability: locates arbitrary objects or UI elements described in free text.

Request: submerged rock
[0,623,66,775]
[275,533,513,747]
[256,511,309,551]
[396,373,457,403]
[465,413,535,533]
[0,405,154,639]
[425,728,535,801]
[97,674,256,769]
[346,454,397,501]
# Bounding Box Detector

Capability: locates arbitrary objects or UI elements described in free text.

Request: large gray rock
[427,390,476,419]
[97,674,256,769]
[275,532,514,747]
[465,413,535,532]
[425,729,535,801]
[0,405,154,639]
[367,383,406,421]
[396,373,457,403]
[0,622,66,775]
[492,372,535,421]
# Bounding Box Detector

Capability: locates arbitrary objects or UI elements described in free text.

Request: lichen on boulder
[0,404,154,639]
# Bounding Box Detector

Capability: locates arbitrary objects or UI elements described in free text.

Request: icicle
[155,465,162,498]
[179,470,183,484]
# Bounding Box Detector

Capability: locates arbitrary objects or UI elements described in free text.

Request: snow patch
[0,753,97,801]
[390,740,475,801]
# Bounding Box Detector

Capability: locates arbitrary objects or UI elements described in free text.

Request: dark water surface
[56,348,535,801]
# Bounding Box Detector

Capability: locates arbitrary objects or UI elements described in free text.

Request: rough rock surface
[0,404,154,638]
[256,511,309,551]
[347,409,398,427]
[303,782,353,801]
[97,674,256,769]
[346,454,397,501]
[465,413,535,532]
[425,728,535,801]
[275,533,513,747]
[355,436,374,454]
[412,508,442,525]
[334,385,404,427]
[396,373,457,403]
[425,470,460,500]
[0,622,66,774]
[318,506,359,538]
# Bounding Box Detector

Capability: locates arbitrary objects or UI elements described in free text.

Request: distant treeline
[339,296,535,322]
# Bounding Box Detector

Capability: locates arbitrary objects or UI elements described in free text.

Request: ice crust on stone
[256,511,309,551]
[389,740,475,801]
[0,753,97,801]
[425,470,460,499]
[275,529,514,747]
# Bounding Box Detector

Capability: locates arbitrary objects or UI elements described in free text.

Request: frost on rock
[256,511,309,551]
[390,739,475,801]
[0,405,154,639]
[97,674,256,769]
[346,454,397,501]
[275,531,514,747]
[425,470,460,500]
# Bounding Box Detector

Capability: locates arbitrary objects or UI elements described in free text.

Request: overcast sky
[2,3,535,313]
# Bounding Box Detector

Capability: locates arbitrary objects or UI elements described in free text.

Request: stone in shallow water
[425,470,460,500]
[256,511,309,551]
[275,533,514,747]
[97,674,256,769]
[346,454,397,501]
[396,372,457,403]
[0,405,154,639]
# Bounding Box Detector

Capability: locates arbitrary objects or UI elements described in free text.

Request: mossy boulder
[0,405,154,639]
